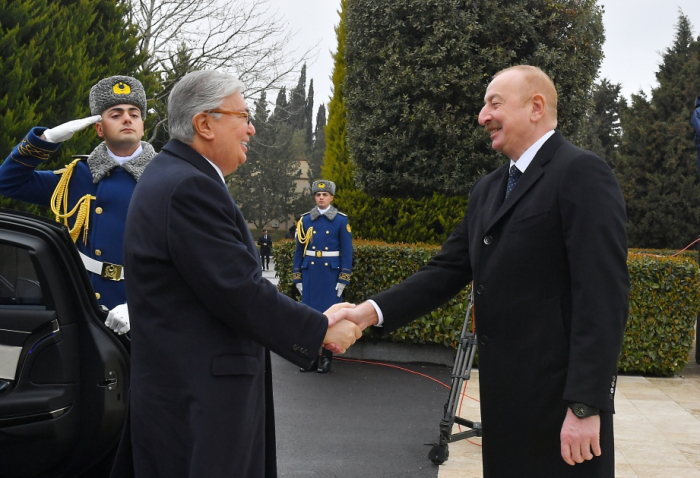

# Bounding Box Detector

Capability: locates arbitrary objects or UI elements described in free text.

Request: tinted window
[0,243,44,306]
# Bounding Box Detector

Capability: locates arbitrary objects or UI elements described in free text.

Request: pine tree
[0,0,149,214]
[305,79,315,147]
[617,13,700,249]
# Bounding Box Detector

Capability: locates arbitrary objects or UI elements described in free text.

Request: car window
[0,243,44,306]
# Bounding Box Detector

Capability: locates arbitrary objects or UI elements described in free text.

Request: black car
[0,209,129,477]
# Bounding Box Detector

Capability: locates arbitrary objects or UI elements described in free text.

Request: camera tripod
[428,290,482,465]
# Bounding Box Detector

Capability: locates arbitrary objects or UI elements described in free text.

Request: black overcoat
[373,132,629,477]
[121,140,327,478]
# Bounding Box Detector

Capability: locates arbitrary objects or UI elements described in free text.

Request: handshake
[321,301,380,354]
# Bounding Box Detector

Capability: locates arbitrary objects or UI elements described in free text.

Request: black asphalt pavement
[272,352,454,478]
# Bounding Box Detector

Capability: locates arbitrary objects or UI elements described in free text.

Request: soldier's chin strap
[296,219,313,256]
[51,158,96,244]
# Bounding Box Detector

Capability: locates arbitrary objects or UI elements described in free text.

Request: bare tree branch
[129,0,314,97]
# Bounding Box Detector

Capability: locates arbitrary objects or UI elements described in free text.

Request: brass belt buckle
[101,262,123,281]
[315,251,323,258]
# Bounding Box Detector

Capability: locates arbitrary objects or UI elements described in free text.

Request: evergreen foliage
[576,79,627,171]
[0,0,148,213]
[322,0,470,245]
[616,13,700,249]
[229,91,301,229]
[288,64,307,130]
[344,0,605,197]
[308,104,327,183]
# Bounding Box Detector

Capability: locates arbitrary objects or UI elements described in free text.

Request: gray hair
[168,70,246,144]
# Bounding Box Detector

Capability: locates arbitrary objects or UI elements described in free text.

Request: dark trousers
[261,252,270,269]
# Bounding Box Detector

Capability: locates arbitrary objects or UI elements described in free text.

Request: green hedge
[274,241,700,376]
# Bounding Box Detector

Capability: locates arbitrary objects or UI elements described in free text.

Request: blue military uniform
[0,127,155,309]
[293,206,353,312]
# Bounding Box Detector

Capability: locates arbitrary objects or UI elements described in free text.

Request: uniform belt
[305,251,340,258]
[79,252,125,281]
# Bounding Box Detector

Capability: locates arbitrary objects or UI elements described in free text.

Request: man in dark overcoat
[119,70,361,478]
[333,65,629,477]
[258,229,273,270]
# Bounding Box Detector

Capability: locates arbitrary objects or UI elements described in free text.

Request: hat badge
[318,183,325,189]
[113,82,131,95]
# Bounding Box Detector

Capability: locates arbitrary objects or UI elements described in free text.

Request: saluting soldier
[0,75,155,335]
[293,180,353,373]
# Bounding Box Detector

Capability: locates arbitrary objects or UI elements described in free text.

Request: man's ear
[192,112,215,140]
[95,122,104,138]
[531,93,546,122]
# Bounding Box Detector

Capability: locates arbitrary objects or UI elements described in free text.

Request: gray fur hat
[312,180,336,195]
[89,75,147,117]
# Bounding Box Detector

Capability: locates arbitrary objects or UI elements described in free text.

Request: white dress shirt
[107,144,144,165]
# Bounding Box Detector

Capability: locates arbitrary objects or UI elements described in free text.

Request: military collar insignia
[87,141,156,184]
[310,205,338,221]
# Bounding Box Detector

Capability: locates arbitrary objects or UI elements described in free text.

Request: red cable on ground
[334,356,482,447]
[336,303,483,447]
[671,237,700,257]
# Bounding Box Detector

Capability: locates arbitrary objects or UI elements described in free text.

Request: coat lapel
[161,139,227,189]
[482,165,509,232]
[484,131,565,232]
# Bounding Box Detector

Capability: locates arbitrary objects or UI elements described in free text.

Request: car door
[0,209,130,478]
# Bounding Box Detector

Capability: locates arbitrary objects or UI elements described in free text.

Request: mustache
[484,121,502,133]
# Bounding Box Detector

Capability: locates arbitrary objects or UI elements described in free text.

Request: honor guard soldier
[293,180,353,373]
[0,75,155,335]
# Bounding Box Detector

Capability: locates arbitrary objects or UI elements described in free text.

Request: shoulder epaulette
[337,212,347,217]
[300,212,311,217]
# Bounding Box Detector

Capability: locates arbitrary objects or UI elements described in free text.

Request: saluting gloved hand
[105,303,130,335]
[335,283,346,297]
[42,115,102,143]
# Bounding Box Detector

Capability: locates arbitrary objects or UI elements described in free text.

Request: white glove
[43,115,102,143]
[105,303,130,335]
[336,283,346,297]
[296,283,303,295]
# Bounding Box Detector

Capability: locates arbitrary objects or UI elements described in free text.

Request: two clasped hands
[320,301,380,353]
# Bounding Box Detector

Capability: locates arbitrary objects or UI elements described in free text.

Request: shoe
[317,357,332,374]
[300,358,318,372]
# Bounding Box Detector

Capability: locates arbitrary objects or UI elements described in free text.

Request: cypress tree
[321,0,468,244]
[617,13,700,249]
[345,0,605,197]
[577,79,627,171]
[308,104,326,183]
[289,64,307,130]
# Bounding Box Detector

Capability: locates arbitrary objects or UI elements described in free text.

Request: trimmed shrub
[275,241,700,376]
[620,253,700,376]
